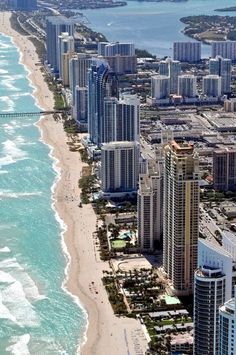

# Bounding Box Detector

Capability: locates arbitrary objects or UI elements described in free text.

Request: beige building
[224,98,236,112]
[163,141,200,296]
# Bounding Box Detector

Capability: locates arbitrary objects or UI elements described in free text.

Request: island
[180,15,236,43]
[215,7,236,12]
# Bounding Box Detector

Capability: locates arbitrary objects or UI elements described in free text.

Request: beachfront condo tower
[194,266,226,355]
[102,94,140,144]
[219,287,236,355]
[46,16,75,74]
[101,141,139,198]
[194,234,236,355]
[163,141,200,296]
[138,159,163,251]
[87,59,118,146]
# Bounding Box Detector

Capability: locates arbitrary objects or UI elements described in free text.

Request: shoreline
[0,11,89,352]
[0,11,148,355]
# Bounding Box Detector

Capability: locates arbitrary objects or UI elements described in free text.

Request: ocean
[82,0,236,57]
[0,34,86,354]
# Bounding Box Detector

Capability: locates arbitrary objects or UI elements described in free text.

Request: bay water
[83,0,236,57]
[0,34,86,354]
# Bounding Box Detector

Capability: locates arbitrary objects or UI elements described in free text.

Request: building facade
[163,141,200,296]
[138,159,163,251]
[101,141,139,197]
[13,0,37,10]
[213,147,236,191]
[74,86,88,131]
[209,56,231,94]
[46,16,74,74]
[194,266,226,355]
[173,42,201,63]
[178,74,197,98]
[194,234,236,355]
[87,59,118,146]
[219,288,236,355]
[151,75,170,100]
[58,32,74,80]
[203,75,222,97]
[102,94,139,144]
[212,41,236,62]
[69,54,92,103]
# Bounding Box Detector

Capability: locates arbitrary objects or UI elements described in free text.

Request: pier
[0,110,64,118]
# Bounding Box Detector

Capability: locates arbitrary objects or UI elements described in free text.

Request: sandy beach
[0,12,148,355]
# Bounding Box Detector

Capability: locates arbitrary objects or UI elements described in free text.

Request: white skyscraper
[69,54,92,103]
[194,234,236,355]
[219,286,236,355]
[101,141,139,197]
[98,42,135,56]
[209,56,232,94]
[102,94,140,144]
[163,141,200,296]
[157,58,181,94]
[173,42,201,63]
[212,41,236,62]
[169,59,181,94]
[159,60,169,76]
[194,266,226,355]
[138,159,163,251]
[151,75,170,100]
[178,74,197,98]
[203,75,222,97]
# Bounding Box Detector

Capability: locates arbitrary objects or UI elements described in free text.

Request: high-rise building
[157,58,181,94]
[194,266,226,355]
[151,75,170,100]
[61,52,74,86]
[209,56,232,94]
[212,41,236,62]
[102,94,140,144]
[98,42,135,56]
[203,75,222,97]
[13,0,37,10]
[178,74,197,98]
[138,159,163,251]
[46,16,74,74]
[194,235,236,355]
[224,98,236,112]
[98,42,136,74]
[213,147,236,191]
[163,141,200,296]
[87,59,118,146]
[101,141,139,197]
[219,287,236,355]
[58,32,74,80]
[169,59,181,94]
[74,86,88,131]
[159,60,169,76]
[69,54,92,103]
[103,55,137,74]
[173,42,201,63]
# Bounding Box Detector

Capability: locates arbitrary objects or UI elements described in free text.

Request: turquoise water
[83,0,236,57]
[0,34,86,354]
